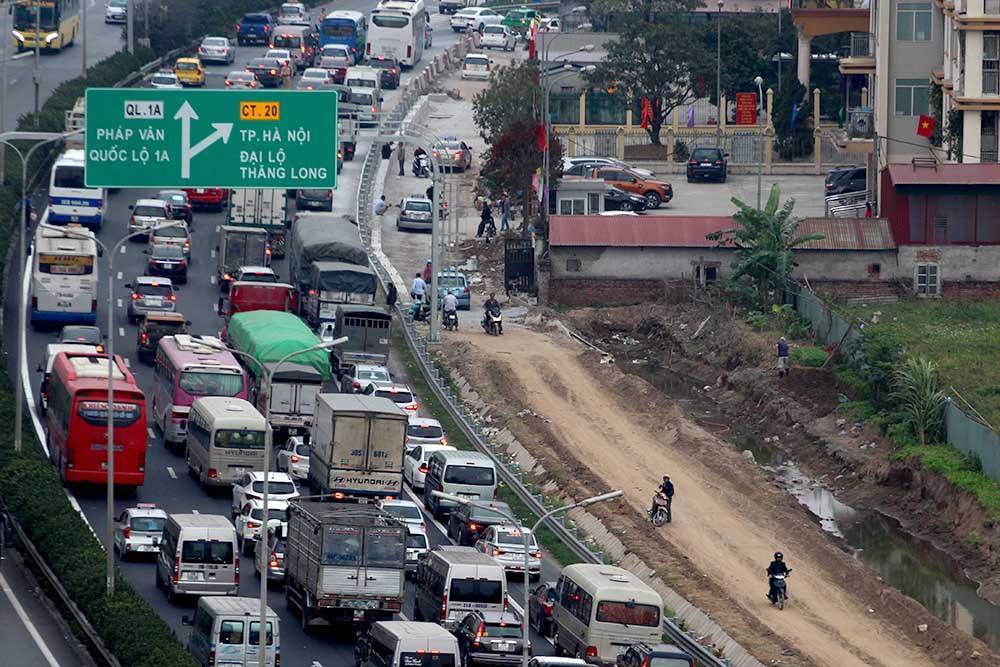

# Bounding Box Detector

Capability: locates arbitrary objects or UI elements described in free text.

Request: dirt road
[444,324,937,667]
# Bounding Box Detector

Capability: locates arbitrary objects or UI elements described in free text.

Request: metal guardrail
[354,48,731,667]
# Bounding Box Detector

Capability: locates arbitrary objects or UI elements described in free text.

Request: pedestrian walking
[777,336,790,378]
[381,142,392,160]
[386,282,398,306]
[499,193,510,231]
[410,272,426,302]
[422,260,432,284]
[397,143,406,176]
[864,202,873,218]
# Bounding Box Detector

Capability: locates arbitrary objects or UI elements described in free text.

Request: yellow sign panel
[39,254,93,266]
[239,101,281,121]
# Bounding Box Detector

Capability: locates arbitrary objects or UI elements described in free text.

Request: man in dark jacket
[650,474,674,521]
[767,552,791,602]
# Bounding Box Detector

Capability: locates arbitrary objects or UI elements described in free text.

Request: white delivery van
[360,620,459,667]
[156,513,239,603]
[184,596,280,667]
[422,449,497,519]
[413,545,507,629]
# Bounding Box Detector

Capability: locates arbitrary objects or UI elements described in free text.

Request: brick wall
[550,278,665,306]
[811,281,907,302]
[942,281,1000,299]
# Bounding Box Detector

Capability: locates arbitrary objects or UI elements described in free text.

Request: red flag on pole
[916,114,936,138]
[640,97,653,130]
[535,123,547,151]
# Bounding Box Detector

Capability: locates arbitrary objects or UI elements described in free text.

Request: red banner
[735,92,758,125]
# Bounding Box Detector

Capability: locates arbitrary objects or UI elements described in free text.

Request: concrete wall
[898,244,1000,282]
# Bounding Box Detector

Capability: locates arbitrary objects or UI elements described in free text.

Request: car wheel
[644,191,662,208]
[686,175,693,183]
[620,201,633,212]
[478,23,485,32]
[720,173,727,183]
[553,628,564,656]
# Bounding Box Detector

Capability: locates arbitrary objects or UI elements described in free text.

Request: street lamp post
[32,0,38,127]
[204,338,346,667]
[81,0,87,77]
[44,220,186,596]
[716,1,723,145]
[432,489,624,667]
[4,129,83,455]
[754,75,764,210]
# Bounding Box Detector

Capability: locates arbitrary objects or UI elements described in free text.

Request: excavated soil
[435,302,1000,666]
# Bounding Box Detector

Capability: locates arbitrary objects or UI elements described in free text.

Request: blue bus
[319,10,367,64]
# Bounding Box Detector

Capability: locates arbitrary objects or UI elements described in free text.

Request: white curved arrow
[173,100,234,179]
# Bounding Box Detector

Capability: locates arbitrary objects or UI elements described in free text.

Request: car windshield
[151,75,176,85]
[303,70,327,80]
[470,505,510,522]
[214,429,265,449]
[649,658,694,667]
[146,321,185,336]
[382,504,422,522]
[320,57,348,67]
[179,370,243,396]
[466,57,489,67]
[251,481,297,495]
[129,516,165,532]
[407,423,442,439]
[495,531,537,548]
[136,283,172,297]
[153,245,184,259]
[229,72,254,81]
[445,465,495,486]
[243,14,270,24]
[249,59,273,68]
[203,38,226,47]
[154,226,186,238]
[159,193,187,204]
[371,59,396,70]
[239,271,275,282]
[375,389,413,404]
[484,26,504,33]
[349,92,374,105]
[483,623,522,639]
[300,189,329,198]
[372,15,408,28]
[438,275,466,289]
[595,601,661,627]
[273,35,302,48]
[250,508,287,522]
[181,540,233,564]
[406,532,428,549]
[691,148,721,161]
[322,45,350,57]
[280,4,303,15]
[60,326,101,344]
[109,0,127,6]
[450,579,502,604]
[134,205,166,217]
[176,62,199,71]
[405,200,431,212]
[358,368,391,382]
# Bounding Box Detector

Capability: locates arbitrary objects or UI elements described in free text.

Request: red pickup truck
[183,187,230,212]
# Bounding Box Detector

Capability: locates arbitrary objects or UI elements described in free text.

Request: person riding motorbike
[442,292,459,329]
[767,552,791,602]
[482,293,503,334]
[477,201,496,238]
[649,474,674,521]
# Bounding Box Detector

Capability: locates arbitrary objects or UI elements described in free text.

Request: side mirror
[35,364,43,373]
[128,204,134,210]
[185,320,193,326]
[273,273,280,279]
[181,615,193,626]
[124,283,132,289]
[97,247,104,257]
[142,249,149,255]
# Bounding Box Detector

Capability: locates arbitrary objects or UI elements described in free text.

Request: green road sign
[84,89,338,189]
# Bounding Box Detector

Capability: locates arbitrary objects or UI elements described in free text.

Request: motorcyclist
[649,474,674,521]
[477,200,495,238]
[767,552,791,602]
[442,292,459,328]
[482,292,503,334]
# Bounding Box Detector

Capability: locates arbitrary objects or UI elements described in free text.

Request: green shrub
[790,346,827,368]
[672,140,689,163]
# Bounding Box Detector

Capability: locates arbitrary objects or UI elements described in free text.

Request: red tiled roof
[549,215,896,251]
[887,163,1000,186]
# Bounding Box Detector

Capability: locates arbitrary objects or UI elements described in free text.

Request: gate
[504,238,534,294]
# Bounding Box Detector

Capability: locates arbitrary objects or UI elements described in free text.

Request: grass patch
[843,300,1000,428]
[391,327,583,567]
[893,443,1000,519]
[790,345,828,368]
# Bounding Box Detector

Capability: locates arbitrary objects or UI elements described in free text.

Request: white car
[297,67,335,90]
[406,416,447,448]
[562,156,656,180]
[403,443,456,490]
[105,0,127,24]
[231,471,300,516]
[234,265,277,283]
[275,436,311,480]
[265,49,293,70]
[377,499,426,531]
[405,525,430,573]
[148,71,182,89]
[373,385,419,413]
[346,363,394,392]
[128,198,171,236]
[113,503,168,560]
[481,25,517,51]
[236,498,289,555]
[540,17,560,32]
[475,524,542,579]
[450,7,504,32]
[198,36,235,64]
[461,53,491,80]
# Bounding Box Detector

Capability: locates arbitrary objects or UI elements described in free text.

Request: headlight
[45,32,58,44]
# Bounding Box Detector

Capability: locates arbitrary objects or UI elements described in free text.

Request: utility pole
[716,1,723,144]
[32,0,39,127]
[126,0,134,54]
[81,0,87,77]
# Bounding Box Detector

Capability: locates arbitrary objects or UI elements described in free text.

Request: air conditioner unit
[848,109,874,139]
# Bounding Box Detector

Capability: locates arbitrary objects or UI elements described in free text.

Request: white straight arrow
[173,101,234,179]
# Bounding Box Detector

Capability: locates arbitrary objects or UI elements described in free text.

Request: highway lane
[5,4,559,664]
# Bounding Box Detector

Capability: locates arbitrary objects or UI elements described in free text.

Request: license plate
[146,297,163,306]
[162,263,175,268]
[496,642,513,652]
[196,188,206,193]
[701,162,712,166]
[71,215,79,222]
[181,571,205,581]
[57,300,72,307]
[458,492,478,499]
[344,599,379,610]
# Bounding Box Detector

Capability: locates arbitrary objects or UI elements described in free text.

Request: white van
[413,545,507,629]
[155,513,239,603]
[422,450,497,519]
[552,564,664,664]
[361,620,459,667]
[184,596,280,667]
[186,396,271,488]
[345,64,382,91]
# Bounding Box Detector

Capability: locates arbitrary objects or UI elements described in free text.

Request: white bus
[48,149,106,229]
[186,396,271,488]
[552,564,664,664]
[30,216,98,327]
[367,1,430,67]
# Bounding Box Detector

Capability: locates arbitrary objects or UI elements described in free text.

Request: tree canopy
[472,61,541,143]
[479,120,562,229]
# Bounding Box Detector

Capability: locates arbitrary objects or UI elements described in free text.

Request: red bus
[45,351,148,487]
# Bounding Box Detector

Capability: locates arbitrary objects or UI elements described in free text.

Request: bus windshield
[53,165,86,189]
[322,21,355,37]
[595,601,661,627]
[450,578,503,604]
[272,35,302,48]
[179,370,243,397]
[372,15,408,28]
[76,400,141,427]
[214,429,265,449]
[14,5,57,31]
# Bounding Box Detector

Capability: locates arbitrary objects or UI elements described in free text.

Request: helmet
[774,552,783,561]
[662,474,670,480]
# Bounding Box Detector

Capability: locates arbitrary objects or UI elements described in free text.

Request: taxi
[113,503,168,560]
[173,57,206,87]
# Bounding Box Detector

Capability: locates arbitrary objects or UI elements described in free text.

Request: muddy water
[627,362,1000,650]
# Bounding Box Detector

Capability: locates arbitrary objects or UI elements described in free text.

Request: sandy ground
[441,323,937,667]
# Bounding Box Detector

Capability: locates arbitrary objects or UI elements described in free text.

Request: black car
[58,325,103,348]
[447,501,513,546]
[686,147,727,183]
[605,186,647,212]
[454,611,527,667]
[246,58,286,88]
[146,244,188,284]
[370,55,401,89]
[296,188,333,211]
[157,189,193,224]
[616,642,694,667]
[236,12,275,45]
[825,166,866,196]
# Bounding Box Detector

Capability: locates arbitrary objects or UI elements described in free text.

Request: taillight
[168,294,177,302]
[208,468,218,479]
[91,299,98,312]
[418,463,428,473]
[715,160,723,165]
[586,646,599,658]
[468,522,478,531]
[131,293,141,300]
[300,46,305,54]
[172,556,180,583]
[290,454,300,463]
[688,160,697,165]
[441,592,448,622]
[407,45,412,58]
[209,648,216,667]
[140,333,149,344]
[248,520,261,529]
[454,151,463,159]
[170,409,185,421]
[270,68,277,75]
[198,47,205,53]
[491,547,502,556]
[269,557,278,568]
[123,527,131,539]
[370,106,377,113]
[130,215,136,226]
[225,80,232,87]
[472,622,485,647]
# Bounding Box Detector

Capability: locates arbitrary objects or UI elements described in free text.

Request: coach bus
[319,10,366,63]
[12,0,80,53]
[30,218,98,327]
[367,1,429,67]
[151,334,247,446]
[45,351,147,487]
[48,149,106,228]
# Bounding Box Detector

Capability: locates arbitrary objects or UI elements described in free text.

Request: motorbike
[413,153,430,178]
[480,213,497,240]
[649,492,671,526]
[482,307,502,335]
[443,309,459,331]
[410,297,430,323]
[768,570,791,610]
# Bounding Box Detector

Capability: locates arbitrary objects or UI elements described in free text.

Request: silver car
[113,504,168,560]
[198,36,235,64]
[432,139,473,172]
[126,277,176,324]
[148,71,182,89]
[396,196,434,232]
[475,524,542,579]
[128,198,172,236]
[224,70,258,89]
[275,436,311,480]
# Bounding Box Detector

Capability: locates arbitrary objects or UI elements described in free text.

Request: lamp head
[754,75,764,86]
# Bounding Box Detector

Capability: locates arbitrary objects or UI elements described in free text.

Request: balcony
[826,108,875,154]
[981,149,999,162]
[791,0,869,37]
[839,32,875,75]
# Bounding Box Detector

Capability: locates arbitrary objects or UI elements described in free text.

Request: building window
[915,263,940,297]
[895,78,931,116]
[566,258,582,272]
[585,92,627,126]
[985,34,1000,95]
[588,192,601,212]
[896,2,932,41]
[550,93,581,125]
[558,198,586,215]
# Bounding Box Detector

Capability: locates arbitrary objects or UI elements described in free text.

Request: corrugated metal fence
[789,286,1000,482]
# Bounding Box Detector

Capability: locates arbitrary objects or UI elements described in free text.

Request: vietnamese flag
[535,123,547,151]
[916,114,936,138]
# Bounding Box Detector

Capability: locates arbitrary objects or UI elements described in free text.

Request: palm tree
[891,357,946,446]
[707,184,824,307]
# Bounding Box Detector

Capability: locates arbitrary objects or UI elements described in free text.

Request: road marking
[0,572,62,667]
[11,51,31,61]
[212,302,218,313]
[116,298,122,308]
[192,509,199,514]
[118,327,124,338]
[119,246,126,254]
[210,248,217,258]
[116,271,122,280]
[147,428,156,440]
[167,466,177,479]
[209,275,216,285]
